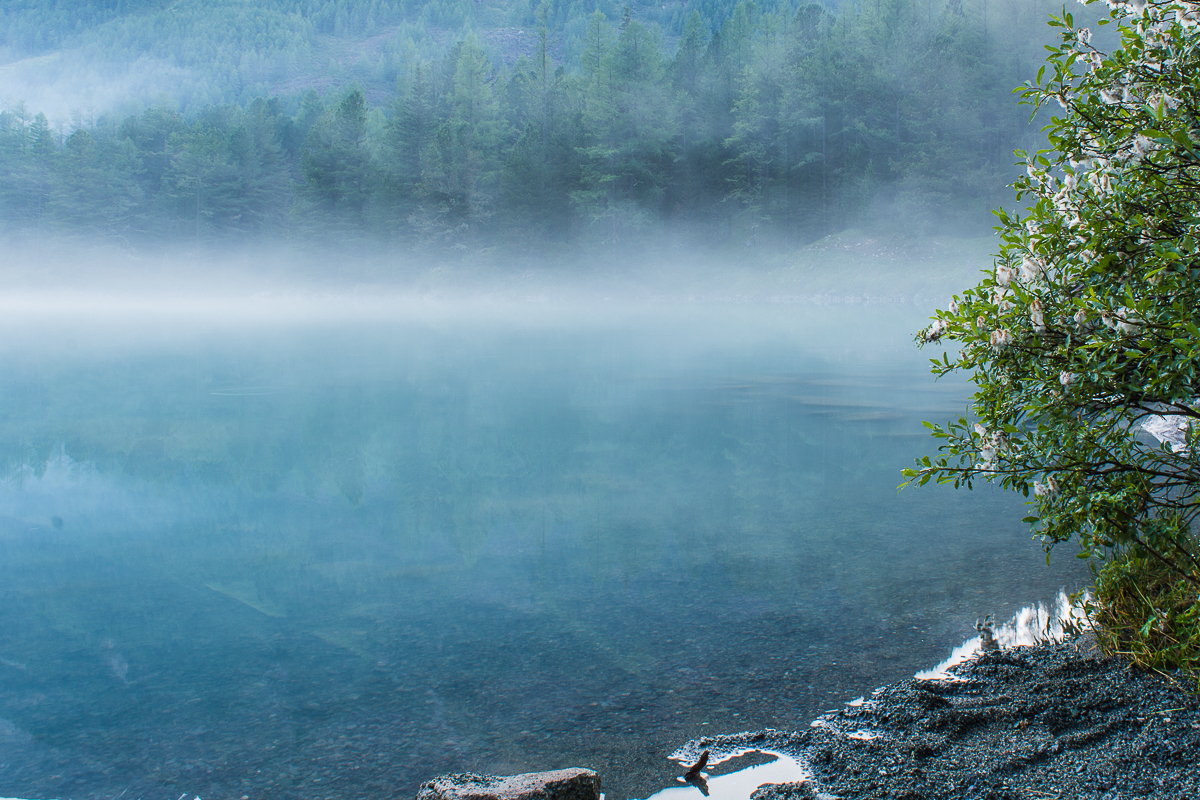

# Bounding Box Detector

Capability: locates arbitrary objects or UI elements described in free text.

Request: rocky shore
[677,636,1200,799]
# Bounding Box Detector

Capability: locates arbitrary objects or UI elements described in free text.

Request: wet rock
[676,636,1200,800]
[417,768,601,800]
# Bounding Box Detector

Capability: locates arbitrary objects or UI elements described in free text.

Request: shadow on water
[0,302,1087,800]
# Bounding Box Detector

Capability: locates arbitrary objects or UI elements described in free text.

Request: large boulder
[416,769,601,800]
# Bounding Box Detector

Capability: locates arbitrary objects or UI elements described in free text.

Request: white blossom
[1020,256,1044,282]
[977,431,1006,469]
[1116,307,1142,335]
[978,444,997,469]
[1031,298,1046,333]
[990,328,1013,349]
[1060,371,1077,386]
[1035,476,1060,496]
[996,265,1016,286]
[1148,91,1181,110]
[992,286,1013,311]
[921,318,947,342]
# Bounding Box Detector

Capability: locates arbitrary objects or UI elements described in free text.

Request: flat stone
[416,768,601,800]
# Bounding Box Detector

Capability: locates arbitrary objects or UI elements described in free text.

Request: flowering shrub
[905,0,1200,676]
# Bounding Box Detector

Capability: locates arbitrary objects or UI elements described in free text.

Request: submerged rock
[417,768,601,800]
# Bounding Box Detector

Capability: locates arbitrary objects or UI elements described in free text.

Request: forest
[0,0,1095,250]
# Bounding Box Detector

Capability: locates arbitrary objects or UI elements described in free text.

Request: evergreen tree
[298,87,379,231]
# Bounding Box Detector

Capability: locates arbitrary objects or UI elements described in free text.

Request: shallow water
[0,299,1086,800]
[650,748,809,800]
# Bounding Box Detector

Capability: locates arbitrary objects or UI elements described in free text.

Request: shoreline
[680,637,1199,799]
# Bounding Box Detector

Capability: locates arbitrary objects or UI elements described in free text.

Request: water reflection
[645,749,808,800]
[0,302,1087,800]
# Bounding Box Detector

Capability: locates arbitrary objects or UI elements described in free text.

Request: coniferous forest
[0,0,1096,251]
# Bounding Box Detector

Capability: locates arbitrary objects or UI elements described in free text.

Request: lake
[0,294,1086,800]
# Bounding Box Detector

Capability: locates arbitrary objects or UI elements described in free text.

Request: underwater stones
[416,768,601,800]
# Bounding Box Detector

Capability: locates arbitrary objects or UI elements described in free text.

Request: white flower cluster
[1106,0,1148,11]
[1100,306,1142,334]
[1033,475,1060,497]
[919,317,948,343]
[1099,80,1138,105]
[1104,0,1200,34]
[1087,168,1115,197]
[1030,298,1046,333]
[1020,255,1045,282]
[1037,6,1198,210]
[974,423,1008,470]
[994,254,1047,292]
[992,283,1014,311]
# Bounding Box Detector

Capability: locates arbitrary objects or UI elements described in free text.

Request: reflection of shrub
[907,0,1200,685]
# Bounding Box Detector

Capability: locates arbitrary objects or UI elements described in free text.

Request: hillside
[0,0,743,118]
[0,0,1113,251]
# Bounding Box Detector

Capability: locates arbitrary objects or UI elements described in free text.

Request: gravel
[674,637,1200,799]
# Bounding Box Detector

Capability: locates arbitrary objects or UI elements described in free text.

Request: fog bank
[0,233,994,319]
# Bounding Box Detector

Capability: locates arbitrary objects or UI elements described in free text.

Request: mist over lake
[0,286,1086,800]
[0,0,1115,793]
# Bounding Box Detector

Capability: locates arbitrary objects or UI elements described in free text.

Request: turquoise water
[0,299,1085,800]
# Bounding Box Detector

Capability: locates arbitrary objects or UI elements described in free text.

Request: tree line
[0,0,1076,250]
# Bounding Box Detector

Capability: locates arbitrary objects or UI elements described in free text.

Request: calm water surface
[0,299,1086,800]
